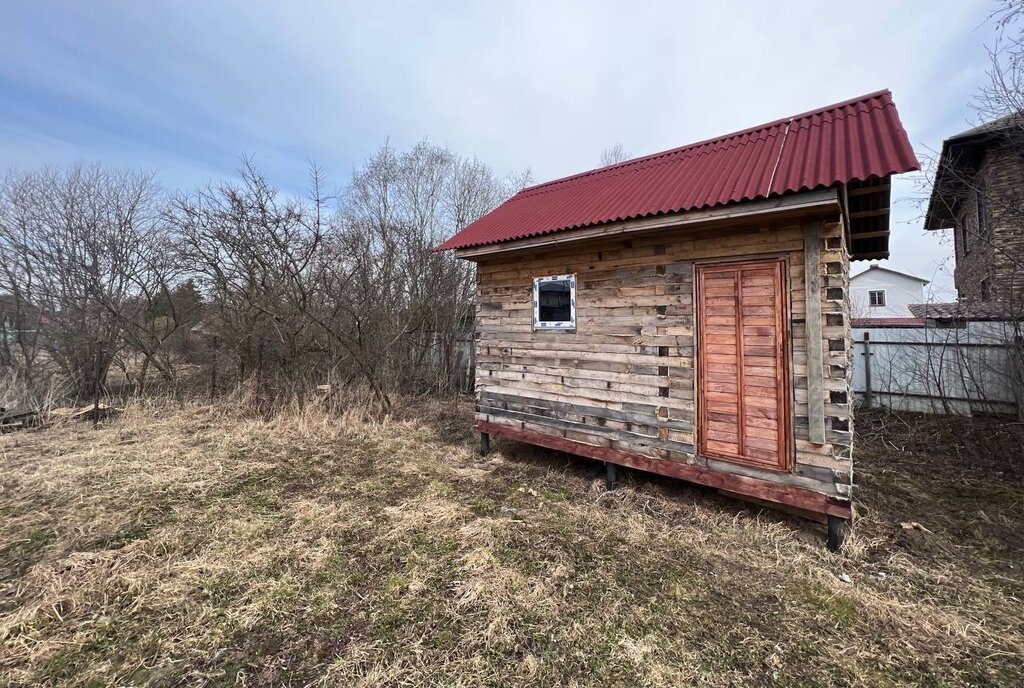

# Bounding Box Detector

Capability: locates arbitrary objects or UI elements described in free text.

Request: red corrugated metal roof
[437,90,919,251]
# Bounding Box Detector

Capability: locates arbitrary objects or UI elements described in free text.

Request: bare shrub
[0,164,172,403]
[323,142,525,403]
[0,143,522,413]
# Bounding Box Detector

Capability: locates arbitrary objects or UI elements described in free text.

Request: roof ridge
[514,89,893,197]
[945,111,1022,142]
[852,264,929,283]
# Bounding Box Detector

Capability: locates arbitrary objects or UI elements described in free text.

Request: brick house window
[977,179,990,238]
[981,278,991,302]
[869,290,886,307]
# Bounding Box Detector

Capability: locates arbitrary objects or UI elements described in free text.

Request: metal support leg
[826,516,848,553]
[606,462,619,491]
[480,432,490,457]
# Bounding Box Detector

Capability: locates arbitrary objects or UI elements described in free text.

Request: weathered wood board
[471,213,854,516]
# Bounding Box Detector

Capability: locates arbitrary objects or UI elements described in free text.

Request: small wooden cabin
[437,90,918,548]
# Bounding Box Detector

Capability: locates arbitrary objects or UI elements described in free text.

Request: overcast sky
[0,1,1004,298]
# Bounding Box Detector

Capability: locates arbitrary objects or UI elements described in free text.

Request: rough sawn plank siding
[473,215,854,510]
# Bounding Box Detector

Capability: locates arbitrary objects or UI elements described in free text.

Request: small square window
[533,274,576,330]
[868,290,886,307]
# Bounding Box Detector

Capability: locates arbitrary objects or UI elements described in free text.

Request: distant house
[924,115,1024,306]
[849,264,928,325]
[437,90,919,548]
[0,294,40,346]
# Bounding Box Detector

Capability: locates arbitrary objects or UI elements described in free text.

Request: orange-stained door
[697,259,789,470]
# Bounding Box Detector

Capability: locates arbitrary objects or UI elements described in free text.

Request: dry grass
[1,400,1022,687]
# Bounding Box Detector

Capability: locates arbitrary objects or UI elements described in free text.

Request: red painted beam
[477,421,852,521]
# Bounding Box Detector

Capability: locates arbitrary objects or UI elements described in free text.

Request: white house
[850,264,928,322]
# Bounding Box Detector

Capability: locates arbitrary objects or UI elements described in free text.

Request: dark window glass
[981,278,991,302]
[538,280,572,322]
[960,208,970,253]
[977,180,990,238]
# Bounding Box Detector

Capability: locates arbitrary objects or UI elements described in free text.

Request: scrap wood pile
[0,403,122,432]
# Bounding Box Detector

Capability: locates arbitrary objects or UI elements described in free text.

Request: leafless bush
[167,159,329,407]
[0,143,522,413]
[323,142,524,404]
[857,322,1023,424]
[897,2,1024,424]
[0,164,176,404]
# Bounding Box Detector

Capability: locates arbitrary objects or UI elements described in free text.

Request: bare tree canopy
[909,1,1024,429]
[0,164,173,403]
[978,0,1024,123]
[599,143,632,167]
[0,143,525,411]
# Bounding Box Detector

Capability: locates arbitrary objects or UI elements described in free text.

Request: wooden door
[697,259,789,470]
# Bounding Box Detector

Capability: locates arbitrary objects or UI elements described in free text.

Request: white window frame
[868,289,886,307]
[533,274,576,330]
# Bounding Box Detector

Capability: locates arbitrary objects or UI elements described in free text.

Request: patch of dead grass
[0,402,1021,686]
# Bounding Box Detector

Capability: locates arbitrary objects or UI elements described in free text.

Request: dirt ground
[1,400,1022,687]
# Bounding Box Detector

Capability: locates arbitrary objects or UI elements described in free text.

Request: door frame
[694,255,793,472]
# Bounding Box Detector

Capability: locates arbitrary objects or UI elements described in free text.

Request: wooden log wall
[473,214,854,513]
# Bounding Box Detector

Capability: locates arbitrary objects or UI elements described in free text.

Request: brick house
[925,115,1024,305]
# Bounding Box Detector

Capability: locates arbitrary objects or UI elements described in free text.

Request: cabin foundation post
[606,462,619,491]
[479,432,490,457]
[826,515,849,552]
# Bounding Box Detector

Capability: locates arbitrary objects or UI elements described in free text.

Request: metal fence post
[1014,334,1024,421]
[92,340,104,426]
[862,331,872,409]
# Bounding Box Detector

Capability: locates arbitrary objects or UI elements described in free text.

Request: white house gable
[850,265,928,319]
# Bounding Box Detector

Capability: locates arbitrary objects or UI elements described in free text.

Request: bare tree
[323,141,525,404]
[599,143,632,167]
[168,159,329,406]
[0,164,167,402]
[0,141,523,412]
[899,1,1024,426]
[978,1,1024,124]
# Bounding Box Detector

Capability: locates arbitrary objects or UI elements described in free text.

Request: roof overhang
[909,301,1018,321]
[924,139,990,230]
[843,175,897,261]
[439,90,917,255]
[924,116,1019,230]
[455,188,841,260]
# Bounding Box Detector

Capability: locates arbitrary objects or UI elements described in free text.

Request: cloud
[0,0,1002,293]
